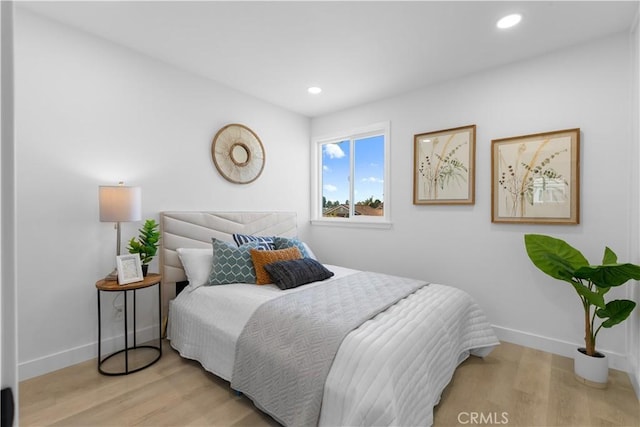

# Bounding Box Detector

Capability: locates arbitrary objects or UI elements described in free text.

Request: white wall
[629,11,640,398]
[311,33,637,372]
[14,8,310,379]
[1,0,19,420]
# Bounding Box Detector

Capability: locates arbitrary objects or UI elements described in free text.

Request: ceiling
[18,1,639,118]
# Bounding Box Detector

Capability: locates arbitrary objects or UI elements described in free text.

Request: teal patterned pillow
[208,239,262,285]
[273,237,311,258]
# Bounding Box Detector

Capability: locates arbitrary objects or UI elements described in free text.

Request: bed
[161,211,499,426]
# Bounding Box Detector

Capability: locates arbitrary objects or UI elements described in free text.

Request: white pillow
[176,248,213,290]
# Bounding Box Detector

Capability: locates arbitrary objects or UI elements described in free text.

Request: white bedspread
[167,265,358,380]
[168,266,499,426]
[320,283,498,426]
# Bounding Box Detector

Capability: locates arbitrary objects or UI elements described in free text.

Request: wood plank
[21,340,640,426]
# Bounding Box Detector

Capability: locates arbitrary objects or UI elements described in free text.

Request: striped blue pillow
[232,233,275,250]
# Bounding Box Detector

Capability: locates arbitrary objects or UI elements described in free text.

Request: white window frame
[311,121,391,228]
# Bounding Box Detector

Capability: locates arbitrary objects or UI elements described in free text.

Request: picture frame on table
[116,254,144,285]
[491,128,580,225]
[413,124,476,205]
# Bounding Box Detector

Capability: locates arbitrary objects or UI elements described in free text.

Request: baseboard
[493,325,628,371]
[19,323,633,386]
[18,325,159,381]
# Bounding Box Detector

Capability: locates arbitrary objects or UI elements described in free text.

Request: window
[311,122,390,227]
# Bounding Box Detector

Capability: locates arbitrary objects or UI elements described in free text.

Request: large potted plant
[524,234,640,388]
[127,219,160,276]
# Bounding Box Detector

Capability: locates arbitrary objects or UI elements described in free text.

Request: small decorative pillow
[208,239,262,285]
[264,258,334,290]
[250,247,302,285]
[273,237,312,258]
[176,248,213,290]
[233,233,275,250]
[301,242,317,260]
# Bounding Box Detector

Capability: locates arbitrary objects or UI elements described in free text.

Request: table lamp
[99,182,141,280]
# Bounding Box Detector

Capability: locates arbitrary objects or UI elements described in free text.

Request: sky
[322,135,384,205]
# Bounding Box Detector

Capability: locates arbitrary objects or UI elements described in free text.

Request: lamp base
[104,268,118,282]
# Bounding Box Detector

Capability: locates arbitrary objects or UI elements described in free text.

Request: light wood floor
[20,341,640,426]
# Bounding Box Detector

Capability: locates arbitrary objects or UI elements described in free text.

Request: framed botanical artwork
[491,128,580,224]
[413,125,476,205]
[116,254,144,285]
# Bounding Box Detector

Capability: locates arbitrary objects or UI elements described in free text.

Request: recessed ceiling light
[497,14,522,29]
[308,86,322,95]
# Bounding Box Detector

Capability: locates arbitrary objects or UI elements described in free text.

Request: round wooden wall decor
[211,124,265,184]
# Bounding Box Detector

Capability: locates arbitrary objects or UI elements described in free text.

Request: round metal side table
[96,273,162,375]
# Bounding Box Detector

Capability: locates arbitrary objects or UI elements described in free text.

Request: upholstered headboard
[159,211,297,316]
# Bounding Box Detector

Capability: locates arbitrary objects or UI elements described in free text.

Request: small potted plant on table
[127,219,160,276]
[524,234,640,388]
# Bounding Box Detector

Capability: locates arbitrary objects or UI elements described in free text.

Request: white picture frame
[116,254,144,285]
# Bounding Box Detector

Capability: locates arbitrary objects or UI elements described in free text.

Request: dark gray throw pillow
[263,258,334,290]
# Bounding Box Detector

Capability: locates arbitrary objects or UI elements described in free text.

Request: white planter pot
[574,347,608,388]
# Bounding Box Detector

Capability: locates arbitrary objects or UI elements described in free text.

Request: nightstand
[95,273,162,375]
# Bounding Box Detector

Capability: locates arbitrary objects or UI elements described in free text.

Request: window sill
[310,219,393,230]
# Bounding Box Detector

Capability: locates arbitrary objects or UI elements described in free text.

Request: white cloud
[324,143,345,159]
[323,184,338,192]
[361,176,383,183]
[323,165,330,172]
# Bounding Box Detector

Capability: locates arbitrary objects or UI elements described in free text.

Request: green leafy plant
[127,219,160,265]
[524,234,640,356]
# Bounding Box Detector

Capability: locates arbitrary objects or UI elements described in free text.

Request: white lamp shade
[99,185,142,222]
